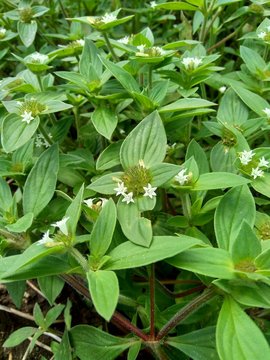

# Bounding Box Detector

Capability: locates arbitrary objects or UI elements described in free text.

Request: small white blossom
[258,156,269,168]
[114,181,127,196]
[84,198,96,207]
[118,36,130,44]
[29,52,49,64]
[122,192,134,204]
[263,108,270,118]
[258,31,267,40]
[0,28,6,36]
[51,216,69,236]
[152,46,166,56]
[21,110,34,124]
[219,86,227,93]
[35,136,43,148]
[251,167,264,179]
[150,1,157,8]
[175,169,189,185]
[76,39,85,46]
[239,150,255,165]
[137,44,146,53]
[143,183,157,199]
[182,57,202,70]
[37,230,53,245]
[101,13,117,23]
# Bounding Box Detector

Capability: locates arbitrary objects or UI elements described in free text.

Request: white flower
[0,28,6,36]
[21,110,34,124]
[175,169,189,185]
[37,230,53,245]
[152,46,166,56]
[143,183,157,199]
[258,31,267,40]
[118,36,130,44]
[239,150,255,165]
[35,136,43,148]
[51,216,69,236]
[122,192,134,204]
[101,13,117,23]
[114,181,127,196]
[76,39,85,46]
[150,1,157,8]
[182,57,202,70]
[258,156,269,168]
[251,167,264,179]
[29,52,49,64]
[219,86,226,93]
[84,198,96,208]
[137,44,146,53]
[263,108,270,118]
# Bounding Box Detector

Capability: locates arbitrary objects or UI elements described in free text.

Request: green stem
[156,287,215,340]
[148,65,153,90]
[181,193,192,220]
[38,122,53,146]
[103,32,119,62]
[68,247,89,273]
[149,264,156,339]
[74,107,80,142]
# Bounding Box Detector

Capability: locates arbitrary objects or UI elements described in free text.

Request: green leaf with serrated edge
[92,107,118,140]
[103,235,202,270]
[151,163,180,186]
[214,185,255,251]
[159,98,216,113]
[5,213,33,233]
[0,177,12,211]
[167,247,235,279]
[231,221,261,263]
[3,327,37,347]
[100,57,140,93]
[117,200,152,247]
[1,113,39,153]
[155,2,198,10]
[65,184,84,236]
[23,144,59,217]
[1,243,65,280]
[252,173,270,198]
[214,279,270,308]
[17,20,37,47]
[216,296,270,360]
[90,199,116,259]
[231,84,269,117]
[38,276,65,306]
[87,270,119,321]
[87,172,124,194]
[120,111,167,169]
[193,172,250,191]
[6,281,26,308]
[96,141,122,171]
[167,326,219,360]
[70,325,133,360]
[240,46,266,76]
[45,304,65,328]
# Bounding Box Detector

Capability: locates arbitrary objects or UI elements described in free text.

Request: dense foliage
[1,0,270,359]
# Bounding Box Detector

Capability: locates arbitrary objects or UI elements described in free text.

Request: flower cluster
[239,150,269,179]
[35,133,52,148]
[182,57,202,70]
[136,45,166,57]
[27,52,49,64]
[18,99,47,121]
[84,197,108,209]
[38,217,70,246]
[114,181,157,204]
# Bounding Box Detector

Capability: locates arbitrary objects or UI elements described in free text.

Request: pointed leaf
[92,107,118,140]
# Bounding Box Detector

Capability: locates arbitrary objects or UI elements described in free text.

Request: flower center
[19,7,33,23]
[19,99,46,117]
[235,259,257,273]
[121,164,152,197]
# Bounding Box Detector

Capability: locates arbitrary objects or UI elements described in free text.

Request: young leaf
[38,275,65,306]
[5,213,34,233]
[90,199,116,258]
[87,270,119,321]
[3,327,37,347]
[6,281,26,308]
[45,304,65,328]
[120,111,167,169]
[92,107,118,140]
[216,296,270,360]
[65,184,84,236]
[33,303,45,328]
[23,144,59,217]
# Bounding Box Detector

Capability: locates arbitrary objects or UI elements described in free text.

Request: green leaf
[0,178,12,212]
[155,2,198,10]
[17,20,37,47]
[92,107,118,140]
[193,172,250,191]
[5,213,34,233]
[120,111,167,169]
[90,199,116,258]
[65,184,84,236]
[159,98,216,113]
[79,39,103,80]
[100,57,140,93]
[87,172,124,194]
[70,325,133,360]
[33,303,45,328]
[186,139,209,174]
[216,296,270,360]
[3,327,37,347]
[87,270,119,321]
[53,330,72,360]
[240,46,266,77]
[151,163,180,186]
[38,276,65,306]
[23,144,59,217]
[252,173,270,198]
[6,281,26,308]
[45,304,65,328]
[1,113,39,153]
[167,247,235,279]
[128,342,141,360]
[214,185,256,251]
[96,141,122,171]
[167,326,219,360]
[231,84,269,117]
[104,235,202,270]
